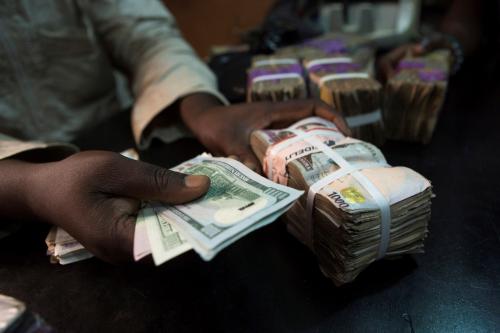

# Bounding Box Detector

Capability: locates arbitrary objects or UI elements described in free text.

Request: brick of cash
[383,50,451,143]
[304,48,385,146]
[250,117,433,286]
[247,56,307,102]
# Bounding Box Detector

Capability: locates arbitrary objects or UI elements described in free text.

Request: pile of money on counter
[247,56,307,102]
[47,154,303,266]
[251,117,433,285]
[247,34,385,146]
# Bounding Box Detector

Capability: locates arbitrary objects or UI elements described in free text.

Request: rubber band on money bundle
[251,73,304,84]
[345,109,382,128]
[265,128,343,184]
[318,72,370,86]
[305,57,353,71]
[253,58,299,67]
[264,127,391,259]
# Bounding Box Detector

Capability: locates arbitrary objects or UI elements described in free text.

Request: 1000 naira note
[151,154,303,262]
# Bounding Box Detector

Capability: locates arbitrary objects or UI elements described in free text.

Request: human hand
[26,151,209,263]
[179,94,351,173]
[378,35,454,82]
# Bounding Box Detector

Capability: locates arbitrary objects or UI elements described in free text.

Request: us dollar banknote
[152,154,303,261]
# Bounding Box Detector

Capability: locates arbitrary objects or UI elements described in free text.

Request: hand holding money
[47,154,303,266]
[34,150,208,263]
[180,94,351,172]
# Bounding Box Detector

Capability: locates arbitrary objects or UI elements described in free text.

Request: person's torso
[0,0,122,142]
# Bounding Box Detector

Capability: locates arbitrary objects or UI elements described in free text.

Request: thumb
[110,157,210,205]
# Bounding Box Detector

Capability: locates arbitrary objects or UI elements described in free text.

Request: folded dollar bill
[384,50,451,143]
[150,154,303,263]
[251,117,432,285]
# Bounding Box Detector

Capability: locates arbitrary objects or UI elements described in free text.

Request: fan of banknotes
[384,50,451,143]
[45,153,302,265]
[250,117,433,285]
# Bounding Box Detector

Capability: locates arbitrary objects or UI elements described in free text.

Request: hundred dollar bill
[144,207,192,266]
[154,155,303,261]
[133,208,151,261]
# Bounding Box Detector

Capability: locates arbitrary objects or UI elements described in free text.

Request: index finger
[313,100,352,136]
[265,99,351,136]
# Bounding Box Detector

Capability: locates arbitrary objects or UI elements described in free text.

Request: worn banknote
[152,155,303,261]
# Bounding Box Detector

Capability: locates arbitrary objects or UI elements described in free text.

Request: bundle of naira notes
[384,50,451,143]
[250,116,433,285]
[45,154,302,265]
[248,34,385,146]
[247,56,307,102]
[304,47,385,145]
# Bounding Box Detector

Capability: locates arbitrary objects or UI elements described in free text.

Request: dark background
[1,52,500,332]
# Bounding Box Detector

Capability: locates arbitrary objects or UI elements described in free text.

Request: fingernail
[228,155,240,161]
[185,175,209,188]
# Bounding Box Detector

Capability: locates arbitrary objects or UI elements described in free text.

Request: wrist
[420,33,464,74]
[179,93,223,135]
[0,159,40,221]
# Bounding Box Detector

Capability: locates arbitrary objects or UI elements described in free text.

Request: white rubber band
[263,126,391,258]
[305,57,353,70]
[271,129,390,258]
[265,129,336,180]
[252,73,303,84]
[346,109,382,128]
[253,58,298,67]
[349,171,392,259]
[300,135,391,259]
[319,72,369,86]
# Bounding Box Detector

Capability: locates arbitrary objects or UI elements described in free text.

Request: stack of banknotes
[247,55,307,102]
[145,154,302,264]
[247,34,385,146]
[45,227,93,265]
[384,50,451,143]
[250,117,433,285]
[304,47,385,146]
[46,154,302,265]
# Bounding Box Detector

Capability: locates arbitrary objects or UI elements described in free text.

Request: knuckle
[151,167,176,193]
